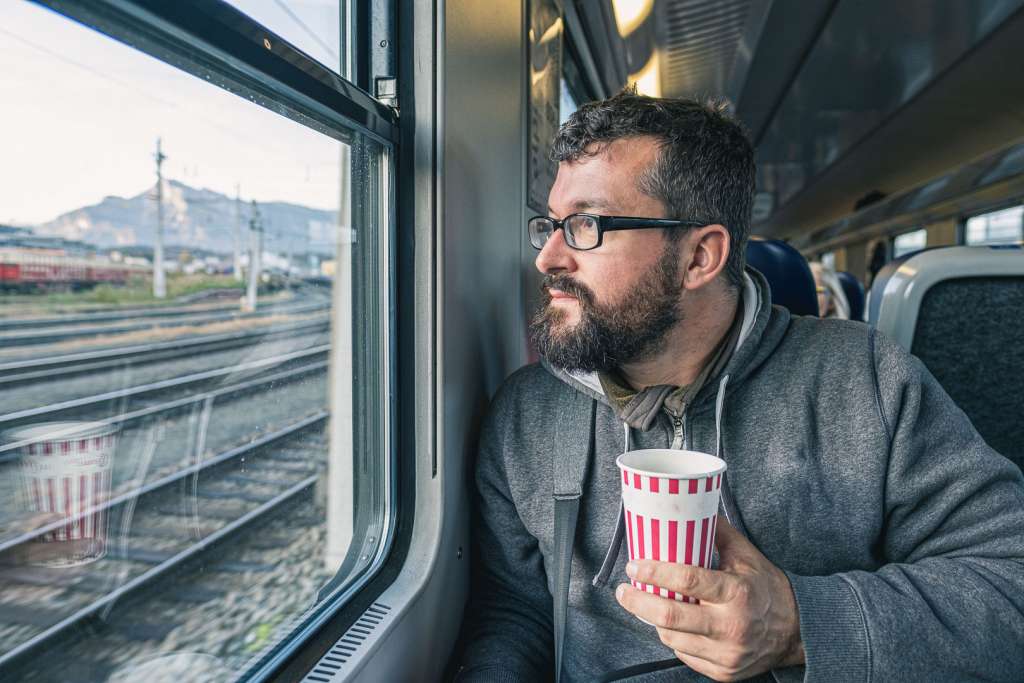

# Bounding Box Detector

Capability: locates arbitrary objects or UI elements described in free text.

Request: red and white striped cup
[9,421,117,567]
[617,449,726,604]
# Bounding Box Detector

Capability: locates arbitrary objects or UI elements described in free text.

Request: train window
[892,228,927,257]
[964,204,1024,246]
[221,1,344,75]
[560,48,592,125]
[0,2,392,681]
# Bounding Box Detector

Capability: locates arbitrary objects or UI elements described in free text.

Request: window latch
[375,77,397,110]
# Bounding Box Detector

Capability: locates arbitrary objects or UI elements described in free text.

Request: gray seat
[871,245,1024,471]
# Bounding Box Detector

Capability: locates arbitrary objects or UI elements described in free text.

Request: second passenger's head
[529,90,755,373]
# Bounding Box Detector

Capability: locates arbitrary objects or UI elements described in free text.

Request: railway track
[0,412,329,673]
[0,284,329,331]
[0,299,263,331]
[0,347,329,470]
[0,299,329,348]
[0,317,329,388]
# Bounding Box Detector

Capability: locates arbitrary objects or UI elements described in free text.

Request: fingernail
[625,561,637,578]
[615,584,626,600]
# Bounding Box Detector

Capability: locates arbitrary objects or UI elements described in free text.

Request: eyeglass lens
[528,215,600,250]
[565,214,598,249]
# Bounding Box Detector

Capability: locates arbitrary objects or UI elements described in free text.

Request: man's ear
[682,224,730,290]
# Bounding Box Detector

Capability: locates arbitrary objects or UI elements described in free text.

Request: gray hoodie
[456,269,1024,682]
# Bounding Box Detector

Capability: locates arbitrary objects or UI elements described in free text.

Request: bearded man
[453,92,1024,682]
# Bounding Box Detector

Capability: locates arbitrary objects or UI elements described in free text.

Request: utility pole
[153,138,167,299]
[283,222,293,277]
[245,200,263,311]
[233,184,242,281]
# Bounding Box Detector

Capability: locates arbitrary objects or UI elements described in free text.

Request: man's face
[530,137,685,372]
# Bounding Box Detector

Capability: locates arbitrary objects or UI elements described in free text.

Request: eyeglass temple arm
[602,217,706,230]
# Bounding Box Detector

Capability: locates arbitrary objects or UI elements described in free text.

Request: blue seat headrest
[745,239,819,316]
[837,271,866,321]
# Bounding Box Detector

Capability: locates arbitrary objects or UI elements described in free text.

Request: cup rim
[616,448,726,480]
[5,420,119,443]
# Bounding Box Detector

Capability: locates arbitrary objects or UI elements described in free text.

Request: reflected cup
[616,449,726,604]
[7,421,117,567]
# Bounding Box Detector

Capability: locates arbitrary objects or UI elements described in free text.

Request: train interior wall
[350,0,532,679]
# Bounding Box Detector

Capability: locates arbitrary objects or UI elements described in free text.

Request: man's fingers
[656,629,737,664]
[614,583,714,634]
[626,560,736,603]
[673,649,744,683]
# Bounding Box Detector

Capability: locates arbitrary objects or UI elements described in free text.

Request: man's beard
[529,247,684,372]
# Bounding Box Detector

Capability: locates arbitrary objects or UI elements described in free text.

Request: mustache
[541,274,595,305]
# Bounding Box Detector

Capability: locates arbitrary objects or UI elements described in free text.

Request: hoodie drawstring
[712,373,749,537]
[591,424,631,587]
[714,374,730,459]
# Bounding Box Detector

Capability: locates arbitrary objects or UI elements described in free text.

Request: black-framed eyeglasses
[527,213,706,251]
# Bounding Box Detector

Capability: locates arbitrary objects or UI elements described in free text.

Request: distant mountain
[36,180,339,257]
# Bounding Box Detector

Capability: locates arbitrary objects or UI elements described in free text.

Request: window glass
[964,205,1024,246]
[560,49,591,126]
[222,0,343,75]
[892,228,927,258]
[559,77,578,126]
[0,3,388,680]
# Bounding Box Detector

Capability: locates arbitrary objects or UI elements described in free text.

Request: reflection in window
[965,205,1024,246]
[893,228,927,258]
[0,3,387,680]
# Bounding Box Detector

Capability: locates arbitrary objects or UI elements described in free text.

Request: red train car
[0,249,149,290]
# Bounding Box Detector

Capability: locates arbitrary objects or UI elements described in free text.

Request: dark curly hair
[551,89,755,290]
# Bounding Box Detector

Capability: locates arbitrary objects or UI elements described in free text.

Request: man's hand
[614,518,804,682]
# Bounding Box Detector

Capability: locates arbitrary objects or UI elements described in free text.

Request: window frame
[23,0,409,679]
[41,0,399,146]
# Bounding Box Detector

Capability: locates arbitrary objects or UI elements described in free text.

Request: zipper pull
[670,412,684,450]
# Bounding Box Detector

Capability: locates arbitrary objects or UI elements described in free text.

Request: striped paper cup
[8,421,117,567]
[617,449,726,604]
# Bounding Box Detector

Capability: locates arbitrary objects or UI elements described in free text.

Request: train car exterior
[0,248,148,289]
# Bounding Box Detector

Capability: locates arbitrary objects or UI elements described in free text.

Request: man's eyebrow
[548,199,615,216]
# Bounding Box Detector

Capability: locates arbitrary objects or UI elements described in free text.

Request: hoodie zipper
[668,406,685,450]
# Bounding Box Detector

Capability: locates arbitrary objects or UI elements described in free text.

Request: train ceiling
[571,0,1024,240]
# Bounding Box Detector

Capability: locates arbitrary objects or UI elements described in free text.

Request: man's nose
[534,228,577,274]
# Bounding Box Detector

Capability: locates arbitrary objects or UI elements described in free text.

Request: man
[454,92,1024,682]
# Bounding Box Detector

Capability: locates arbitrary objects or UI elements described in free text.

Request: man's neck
[617,291,739,391]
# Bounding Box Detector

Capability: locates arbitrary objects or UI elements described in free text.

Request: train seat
[871,245,1024,471]
[866,252,920,325]
[837,271,866,321]
[745,238,819,316]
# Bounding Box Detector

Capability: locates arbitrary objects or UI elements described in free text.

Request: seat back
[745,239,818,316]
[872,245,1024,470]
[837,271,865,321]
[866,252,917,325]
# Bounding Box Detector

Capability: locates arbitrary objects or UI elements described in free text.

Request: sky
[1,0,347,226]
